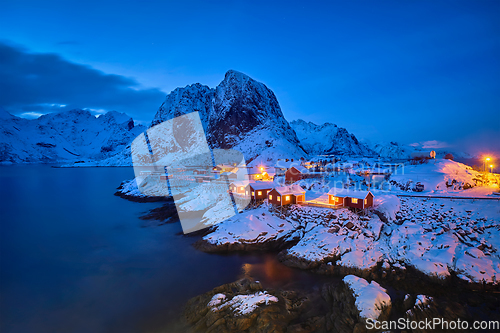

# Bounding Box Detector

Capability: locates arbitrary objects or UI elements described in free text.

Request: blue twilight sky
[0,0,499,154]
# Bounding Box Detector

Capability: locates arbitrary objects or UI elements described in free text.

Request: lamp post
[490,165,494,173]
[484,157,491,172]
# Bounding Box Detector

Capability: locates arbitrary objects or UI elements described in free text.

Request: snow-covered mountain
[0,108,145,164]
[369,141,416,159]
[1,70,475,166]
[290,119,373,156]
[152,70,307,165]
[369,141,474,160]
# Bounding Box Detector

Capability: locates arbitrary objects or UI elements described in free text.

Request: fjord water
[0,165,325,333]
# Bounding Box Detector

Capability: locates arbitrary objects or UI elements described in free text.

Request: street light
[484,157,491,172]
[490,165,494,173]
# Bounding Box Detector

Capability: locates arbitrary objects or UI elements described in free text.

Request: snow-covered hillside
[290,119,373,156]
[0,108,145,164]
[152,70,308,165]
[390,159,482,192]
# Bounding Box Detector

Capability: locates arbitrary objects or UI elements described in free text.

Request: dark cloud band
[0,42,165,121]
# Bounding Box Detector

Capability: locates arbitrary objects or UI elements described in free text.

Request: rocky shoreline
[195,198,500,288]
[181,197,500,332]
[181,274,499,333]
[114,179,170,203]
[122,184,500,331]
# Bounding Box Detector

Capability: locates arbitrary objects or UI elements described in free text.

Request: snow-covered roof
[230,181,249,188]
[248,181,277,190]
[327,188,372,199]
[274,184,305,196]
[288,165,308,173]
[217,164,235,169]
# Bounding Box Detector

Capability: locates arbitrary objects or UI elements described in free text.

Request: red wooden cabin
[285,166,307,183]
[245,181,277,201]
[268,184,305,206]
[327,188,374,209]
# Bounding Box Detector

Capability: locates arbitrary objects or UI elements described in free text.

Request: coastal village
[136,151,498,214]
[124,153,500,332]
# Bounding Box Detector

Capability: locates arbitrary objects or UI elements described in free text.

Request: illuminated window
[269,195,273,200]
[240,187,244,191]
[252,191,255,196]
[258,191,262,195]
[286,195,290,201]
[352,198,358,204]
[267,190,270,194]
[246,191,249,195]
[277,196,281,202]
[364,199,367,205]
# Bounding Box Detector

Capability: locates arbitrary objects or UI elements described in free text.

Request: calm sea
[0,165,326,333]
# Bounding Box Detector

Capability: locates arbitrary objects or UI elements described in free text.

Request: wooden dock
[299,201,342,209]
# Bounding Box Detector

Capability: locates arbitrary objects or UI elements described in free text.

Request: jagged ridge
[290,119,373,156]
[0,108,145,163]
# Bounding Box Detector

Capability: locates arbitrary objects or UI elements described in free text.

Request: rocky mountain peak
[290,119,372,156]
[151,70,306,164]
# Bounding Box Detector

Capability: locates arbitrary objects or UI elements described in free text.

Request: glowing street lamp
[490,165,494,173]
[484,157,491,172]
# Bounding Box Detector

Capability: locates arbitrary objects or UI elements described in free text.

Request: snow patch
[343,275,391,320]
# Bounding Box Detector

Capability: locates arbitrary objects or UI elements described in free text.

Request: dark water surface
[0,165,327,333]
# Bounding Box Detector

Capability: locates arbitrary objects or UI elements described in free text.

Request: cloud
[20,111,45,119]
[0,42,165,122]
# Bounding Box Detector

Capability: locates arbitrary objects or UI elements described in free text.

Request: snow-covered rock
[185,278,309,332]
[207,291,278,316]
[343,275,392,320]
[197,207,300,252]
[374,194,401,222]
[290,119,373,156]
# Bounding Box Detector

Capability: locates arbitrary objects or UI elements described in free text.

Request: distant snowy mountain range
[290,119,372,156]
[0,70,472,165]
[0,107,145,164]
